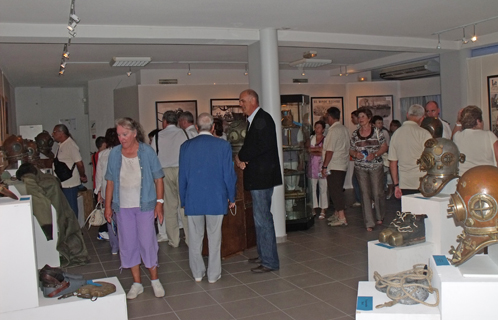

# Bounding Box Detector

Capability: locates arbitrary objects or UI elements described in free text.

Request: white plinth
[2,277,127,320]
[368,240,434,281]
[430,255,498,320]
[0,197,39,313]
[401,193,460,255]
[356,281,440,320]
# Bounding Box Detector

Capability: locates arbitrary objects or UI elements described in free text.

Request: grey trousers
[159,167,189,247]
[354,165,386,228]
[188,215,224,282]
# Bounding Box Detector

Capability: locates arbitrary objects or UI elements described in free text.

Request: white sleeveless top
[119,155,141,208]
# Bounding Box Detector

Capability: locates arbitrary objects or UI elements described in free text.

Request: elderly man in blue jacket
[179,113,236,284]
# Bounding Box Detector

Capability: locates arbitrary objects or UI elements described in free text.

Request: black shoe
[247,257,261,264]
[251,265,276,273]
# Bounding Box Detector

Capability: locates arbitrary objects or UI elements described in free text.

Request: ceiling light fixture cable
[244,64,248,76]
[471,24,477,42]
[187,64,191,76]
[432,15,498,47]
[436,34,441,49]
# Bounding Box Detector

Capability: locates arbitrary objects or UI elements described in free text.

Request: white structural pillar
[258,28,286,241]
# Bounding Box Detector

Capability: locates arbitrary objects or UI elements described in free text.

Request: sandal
[319,212,326,220]
[366,227,373,232]
[376,220,383,225]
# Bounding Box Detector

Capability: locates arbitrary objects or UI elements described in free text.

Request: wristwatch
[156,199,164,204]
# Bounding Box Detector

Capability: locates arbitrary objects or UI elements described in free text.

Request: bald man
[425,101,452,139]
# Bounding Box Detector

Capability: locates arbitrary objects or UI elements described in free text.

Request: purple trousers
[116,207,158,269]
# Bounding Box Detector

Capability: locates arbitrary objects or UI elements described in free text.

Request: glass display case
[281,95,314,231]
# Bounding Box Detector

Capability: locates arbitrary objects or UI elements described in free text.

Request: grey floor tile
[333,252,368,266]
[157,270,195,284]
[263,289,319,309]
[222,261,255,274]
[208,285,259,303]
[282,250,327,262]
[132,312,179,320]
[238,310,294,320]
[247,278,296,296]
[322,282,359,315]
[196,273,243,290]
[221,297,279,319]
[231,270,279,284]
[165,291,217,311]
[271,263,314,277]
[163,280,205,297]
[176,305,234,320]
[283,271,335,288]
[127,298,173,319]
[283,301,347,320]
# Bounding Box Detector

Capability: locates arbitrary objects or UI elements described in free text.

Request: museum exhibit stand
[357,188,498,319]
[0,192,127,319]
[281,94,314,231]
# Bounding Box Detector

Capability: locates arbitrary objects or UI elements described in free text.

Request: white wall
[114,85,139,121]
[467,52,498,130]
[15,86,91,187]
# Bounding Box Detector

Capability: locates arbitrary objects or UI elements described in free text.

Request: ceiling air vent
[378,60,440,80]
[110,57,151,67]
[158,79,178,85]
[293,79,308,83]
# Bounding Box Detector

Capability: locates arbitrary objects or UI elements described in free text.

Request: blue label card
[376,243,394,249]
[433,255,450,266]
[20,197,30,201]
[357,296,373,311]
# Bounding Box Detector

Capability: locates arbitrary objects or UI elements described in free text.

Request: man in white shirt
[425,101,452,139]
[179,111,198,139]
[389,104,432,198]
[52,124,87,218]
[151,111,189,247]
[321,107,350,226]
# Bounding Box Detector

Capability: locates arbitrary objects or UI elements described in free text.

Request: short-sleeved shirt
[322,121,350,172]
[54,137,82,188]
[350,127,386,170]
[388,121,432,189]
[453,129,498,175]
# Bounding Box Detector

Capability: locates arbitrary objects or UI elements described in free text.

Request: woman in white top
[453,105,498,175]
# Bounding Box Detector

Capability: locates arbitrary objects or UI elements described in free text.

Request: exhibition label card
[357,296,373,311]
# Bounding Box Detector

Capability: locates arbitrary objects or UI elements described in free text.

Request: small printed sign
[376,243,394,249]
[20,197,30,201]
[357,296,373,311]
[433,255,450,266]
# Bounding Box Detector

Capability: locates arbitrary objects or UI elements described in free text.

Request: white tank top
[119,155,141,208]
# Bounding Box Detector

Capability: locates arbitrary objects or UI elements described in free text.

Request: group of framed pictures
[155,95,394,130]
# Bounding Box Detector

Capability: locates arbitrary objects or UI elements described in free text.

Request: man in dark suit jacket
[235,89,282,273]
[179,113,236,283]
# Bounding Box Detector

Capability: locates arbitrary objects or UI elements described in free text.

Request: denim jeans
[250,188,279,270]
[62,186,79,218]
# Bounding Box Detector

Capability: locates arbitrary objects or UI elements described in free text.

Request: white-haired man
[179,113,236,283]
[389,104,432,198]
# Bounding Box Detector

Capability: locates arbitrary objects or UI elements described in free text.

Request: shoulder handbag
[53,148,76,182]
[85,201,106,229]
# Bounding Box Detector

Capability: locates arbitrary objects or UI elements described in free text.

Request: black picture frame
[356,95,394,129]
[311,97,344,125]
[488,75,498,134]
[155,100,197,129]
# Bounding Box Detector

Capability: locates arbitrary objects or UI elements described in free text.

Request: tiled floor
[69,190,402,320]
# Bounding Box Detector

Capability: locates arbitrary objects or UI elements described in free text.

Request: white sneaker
[208,274,221,284]
[195,272,205,282]
[151,280,165,298]
[98,232,109,240]
[156,234,168,243]
[327,215,339,222]
[126,283,144,300]
[351,202,361,208]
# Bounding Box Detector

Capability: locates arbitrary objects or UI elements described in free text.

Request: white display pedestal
[368,241,434,281]
[3,277,127,320]
[355,281,440,320]
[0,196,39,313]
[430,255,498,320]
[9,184,60,268]
[401,193,460,255]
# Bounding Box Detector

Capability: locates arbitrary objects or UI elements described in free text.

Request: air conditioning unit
[379,60,440,80]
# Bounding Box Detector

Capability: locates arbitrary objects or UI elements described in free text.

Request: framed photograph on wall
[210,98,243,136]
[155,100,197,129]
[356,95,393,129]
[311,97,344,126]
[488,75,498,135]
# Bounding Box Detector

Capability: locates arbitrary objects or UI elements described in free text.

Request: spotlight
[126,67,132,77]
[67,21,78,32]
[63,51,70,59]
[69,14,80,23]
[462,27,468,44]
[59,69,65,75]
[471,25,477,42]
[301,69,306,76]
[187,64,191,76]
[244,64,248,76]
[339,66,343,76]
[60,61,66,68]
[436,34,441,49]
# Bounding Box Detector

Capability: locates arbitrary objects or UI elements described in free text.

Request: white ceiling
[1,0,498,87]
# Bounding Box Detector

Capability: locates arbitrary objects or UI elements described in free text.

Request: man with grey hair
[388,104,432,198]
[179,111,198,139]
[151,110,189,246]
[179,113,236,283]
